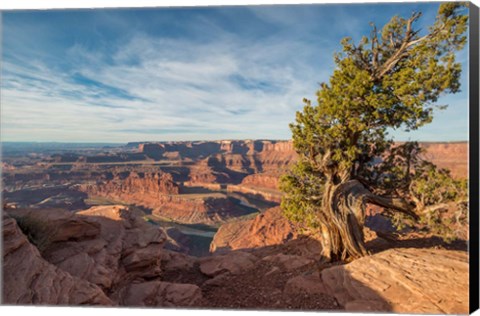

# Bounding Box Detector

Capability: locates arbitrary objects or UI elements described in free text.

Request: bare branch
[370,23,379,70]
[406,34,430,48]
[366,194,419,220]
[389,33,395,48]
[372,11,427,81]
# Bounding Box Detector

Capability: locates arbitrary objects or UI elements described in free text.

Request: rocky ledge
[2,205,201,307]
[2,205,469,313]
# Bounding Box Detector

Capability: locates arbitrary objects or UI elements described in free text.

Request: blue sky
[1,2,469,142]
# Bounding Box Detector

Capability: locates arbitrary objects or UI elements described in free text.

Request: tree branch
[366,194,419,220]
[372,12,426,81]
[372,27,379,70]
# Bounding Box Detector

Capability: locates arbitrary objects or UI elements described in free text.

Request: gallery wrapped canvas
[1,0,479,314]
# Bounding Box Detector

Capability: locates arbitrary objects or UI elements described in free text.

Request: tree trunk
[319,179,417,262]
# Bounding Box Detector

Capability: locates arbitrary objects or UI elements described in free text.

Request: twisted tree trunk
[319,179,418,262]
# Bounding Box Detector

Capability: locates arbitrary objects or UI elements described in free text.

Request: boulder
[160,250,196,272]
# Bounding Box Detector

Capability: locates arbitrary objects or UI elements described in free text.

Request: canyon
[1,140,470,312]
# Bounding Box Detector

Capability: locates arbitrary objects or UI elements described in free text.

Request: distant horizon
[1,138,470,145]
[1,2,469,142]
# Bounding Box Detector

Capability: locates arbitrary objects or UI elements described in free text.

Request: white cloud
[1,4,469,143]
[2,30,327,142]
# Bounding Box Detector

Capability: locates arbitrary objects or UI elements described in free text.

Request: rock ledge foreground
[2,206,469,313]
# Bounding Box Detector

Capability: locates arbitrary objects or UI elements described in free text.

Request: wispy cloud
[2,32,321,141]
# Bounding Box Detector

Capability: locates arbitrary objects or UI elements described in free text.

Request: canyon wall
[137,140,467,180]
[138,140,296,173]
[82,171,180,198]
[418,142,468,179]
[81,171,255,225]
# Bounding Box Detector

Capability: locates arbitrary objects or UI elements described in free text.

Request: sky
[0,2,470,143]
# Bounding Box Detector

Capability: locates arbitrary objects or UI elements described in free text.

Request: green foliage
[281,3,468,238]
[280,159,325,233]
[410,161,468,208]
[403,161,467,242]
[380,157,468,242]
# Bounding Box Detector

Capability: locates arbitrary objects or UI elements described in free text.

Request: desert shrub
[385,162,468,242]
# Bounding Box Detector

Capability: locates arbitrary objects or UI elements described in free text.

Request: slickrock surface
[2,214,111,305]
[210,206,297,253]
[321,248,469,314]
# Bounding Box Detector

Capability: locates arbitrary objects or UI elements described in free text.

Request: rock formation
[210,207,297,253]
[3,204,469,313]
[3,205,202,307]
[1,139,470,312]
[135,140,465,178]
[240,172,281,190]
[2,213,111,305]
[139,143,166,160]
[82,171,254,225]
[83,171,179,197]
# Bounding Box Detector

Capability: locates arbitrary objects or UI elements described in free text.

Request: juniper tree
[280,3,468,262]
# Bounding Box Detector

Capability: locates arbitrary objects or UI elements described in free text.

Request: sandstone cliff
[137,140,467,178]
[419,142,468,179]
[83,171,179,197]
[240,172,280,190]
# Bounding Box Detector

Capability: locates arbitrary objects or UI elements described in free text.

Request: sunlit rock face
[321,248,469,314]
[210,207,297,253]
